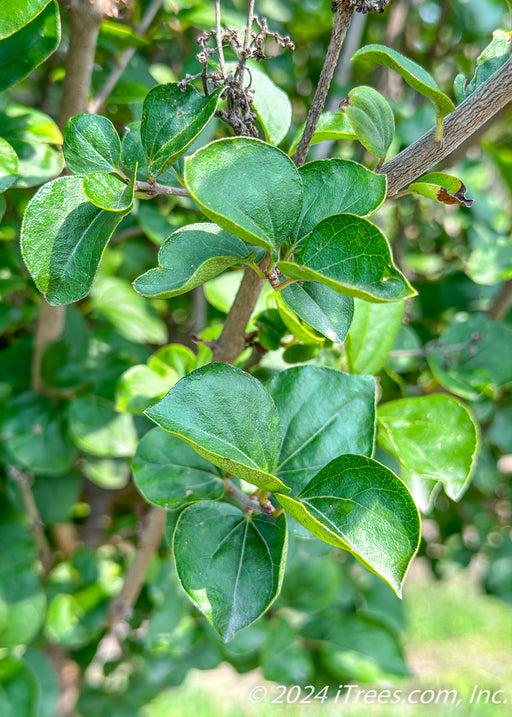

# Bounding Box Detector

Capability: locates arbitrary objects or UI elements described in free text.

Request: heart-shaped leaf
[0,138,18,192]
[141,83,220,178]
[133,223,261,298]
[0,1,60,93]
[340,86,394,160]
[20,176,127,305]
[289,112,357,156]
[63,114,121,176]
[352,45,455,140]
[145,363,289,493]
[267,366,376,493]
[378,394,479,501]
[278,214,415,302]
[281,282,354,343]
[83,171,135,211]
[347,298,405,375]
[132,428,224,509]
[408,172,473,207]
[293,158,387,242]
[174,502,287,642]
[185,137,303,257]
[276,454,421,596]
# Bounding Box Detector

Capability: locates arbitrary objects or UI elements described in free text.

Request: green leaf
[288,112,356,156]
[353,44,455,139]
[408,172,473,207]
[464,225,512,286]
[294,158,387,242]
[261,618,314,684]
[278,214,415,302]
[267,366,376,492]
[281,282,354,343]
[249,65,292,146]
[173,502,287,641]
[68,394,138,457]
[378,395,479,501]
[132,428,224,509]
[0,656,39,715]
[145,363,288,493]
[23,649,59,717]
[0,0,51,38]
[83,170,135,211]
[277,454,420,596]
[90,276,168,344]
[346,298,405,374]
[274,292,324,345]
[454,30,512,102]
[2,392,76,475]
[81,457,130,490]
[0,137,18,192]
[0,103,62,145]
[20,176,127,305]
[10,140,63,188]
[0,1,60,92]
[141,83,220,178]
[133,223,261,299]
[63,114,121,176]
[340,86,394,160]
[116,364,178,414]
[185,137,303,257]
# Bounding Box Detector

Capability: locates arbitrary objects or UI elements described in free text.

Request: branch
[215,0,227,77]
[8,466,53,575]
[487,279,512,320]
[292,5,354,167]
[89,0,163,113]
[380,57,512,195]
[224,478,278,517]
[135,181,190,197]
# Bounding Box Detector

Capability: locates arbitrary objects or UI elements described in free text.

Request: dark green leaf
[141,83,220,178]
[279,214,415,302]
[341,86,394,160]
[261,618,314,684]
[174,502,287,641]
[185,137,303,257]
[134,223,260,298]
[2,392,76,475]
[0,0,51,38]
[0,137,18,192]
[0,656,39,716]
[294,159,387,241]
[132,428,224,509]
[347,298,405,374]
[21,176,127,305]
[0,1,60,93]
[281,282,353,343]
[24,649,60,717]
[378,394,479,501]
[249,65,292,146]
[63,114,121,176]
[277,454,420,595]
[83,171,135,211]
[145,363,288,493]
[267,366,376,492]
[282,343,321,363]
[288,112,356,156]
[68,394,138,457]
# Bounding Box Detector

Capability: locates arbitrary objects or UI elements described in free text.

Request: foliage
[1,0,511,712]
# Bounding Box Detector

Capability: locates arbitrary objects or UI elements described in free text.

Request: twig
[224,478,277,517]
[380,57,512,195]
[388,339,477,358]
[89,0,164,113]
[487,279,512,320]
[8,466,53,575]
[135,181,190,197]
[238,0,255,88]
[215,0,227,78]
[292,5,354,167]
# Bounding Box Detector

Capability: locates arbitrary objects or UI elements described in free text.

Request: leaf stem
[135,181,191,197]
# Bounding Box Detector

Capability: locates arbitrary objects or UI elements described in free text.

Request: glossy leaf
[293,159,387,241]
[0,0,52,38]
[288,112,356,156]
[267,366,376,492]
[174,502,287,641]
[378,395,479,501]
[353,44,455,139]
[185,137,303,257]
[249,65,292,145]
[0,1,60,93]
[347,299,405,375]
[281,282,354,343]
[83,170,135,211]
[2,392,76,475]
[278,214,415,302]
[63,114,121,176]
[454,30,512,102]
[20,176,127,305]
[141,83,220,178]
[274,293,324,345]
[146,363,289,493]
[340,86,394,160]
[132,428,224,509]
[68,394,138,457]
[0,138,18,192]
[408,172,473,207]
[277,454,421,595]
[134,223,261,298]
